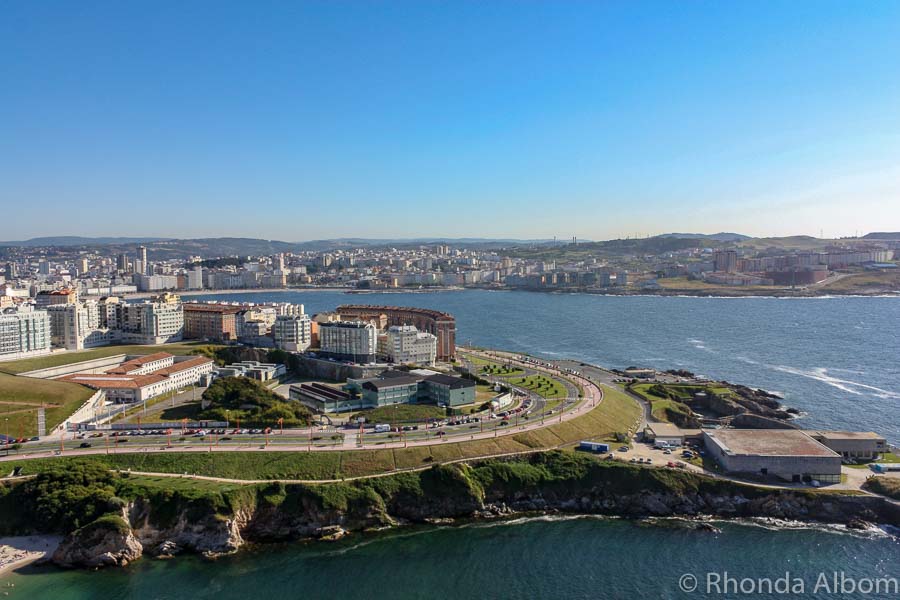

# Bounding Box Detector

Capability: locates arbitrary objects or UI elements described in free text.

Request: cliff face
[43,454,900,569]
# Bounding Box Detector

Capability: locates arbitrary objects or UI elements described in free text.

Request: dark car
[79,442,93,448]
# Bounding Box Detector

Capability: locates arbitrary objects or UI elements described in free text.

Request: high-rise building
[117,253,130,272]
[187,265,204,290]
[383,325,437,365]
[47,301,110,350]
[272,313,312,352]
[182,303,240,341]
[139,245,151,276]
[118,293,183,345]
[0,305,51,360]
[714,250,738,273]
[318,321,377,364]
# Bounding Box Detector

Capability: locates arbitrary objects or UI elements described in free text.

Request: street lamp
[225,410,230,429]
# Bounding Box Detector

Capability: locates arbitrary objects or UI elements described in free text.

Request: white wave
[770,365,900,399]
[728,518,895,540]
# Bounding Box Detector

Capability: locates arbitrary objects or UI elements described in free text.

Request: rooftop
[705,429,838,458]
[805,430,886,441]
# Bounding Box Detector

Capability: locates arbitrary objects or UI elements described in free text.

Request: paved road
[0,358,603,462]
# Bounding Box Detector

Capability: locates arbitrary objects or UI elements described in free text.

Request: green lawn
[509,374,566,399]
[861,476,900,500]
[0,372,95,437]
[462,352,525,376]
[349,404,445,424]
[0,342,220,375]
[8,383,642,481]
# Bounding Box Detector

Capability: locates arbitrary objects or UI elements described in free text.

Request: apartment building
[318,320,378,363]
[0,305,51,360]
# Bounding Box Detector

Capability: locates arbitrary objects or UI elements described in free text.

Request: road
[0,356,603,462]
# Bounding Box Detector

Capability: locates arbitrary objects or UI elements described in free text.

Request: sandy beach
[0,536,62,578]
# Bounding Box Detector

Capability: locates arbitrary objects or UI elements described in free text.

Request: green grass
[349,404,445,424]
[861,476,900,500]
[845,452,900,468]
[8,383,642,481]
[0,372,95,437]
[509,375,566,399]
[0,342,220,375]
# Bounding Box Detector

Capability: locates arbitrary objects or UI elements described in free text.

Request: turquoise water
[7,291,899,598]
[7,518,899,599]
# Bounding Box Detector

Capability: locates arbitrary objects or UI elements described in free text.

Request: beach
[0,536,62,577]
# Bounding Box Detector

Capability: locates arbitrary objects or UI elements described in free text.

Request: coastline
[121,285,900,301]
[0,536,62,577]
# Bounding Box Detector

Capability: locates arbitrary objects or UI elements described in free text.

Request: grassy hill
[0,372,94,437]
[0,342,218,375]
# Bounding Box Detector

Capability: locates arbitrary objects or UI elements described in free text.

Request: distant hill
[0,236,567,258]
[656,232,750,242]
[862,232,900,240]
[0,236,171,247]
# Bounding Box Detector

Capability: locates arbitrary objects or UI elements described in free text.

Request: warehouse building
[804,431,888,460]
[702,429,841,483]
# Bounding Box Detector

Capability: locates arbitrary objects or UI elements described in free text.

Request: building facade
[318,321,377,363]
[336,305,456,360]
[0,305,51,360]
[383,325,437,365]
[272,313,312,352]
[183,303,240,341]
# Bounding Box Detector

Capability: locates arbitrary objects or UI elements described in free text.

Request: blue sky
[2,1,899,241]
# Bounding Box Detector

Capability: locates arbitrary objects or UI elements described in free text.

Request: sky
[2,1,899,242]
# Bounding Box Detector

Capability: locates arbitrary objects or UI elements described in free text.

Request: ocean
[6,290,899,598]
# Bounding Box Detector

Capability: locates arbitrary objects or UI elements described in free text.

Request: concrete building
[60,354,214,404]
[117,293,184,345]
[272,313,312,352]
[324,370,476,413]
[319,321,378,364]
[383,325,437,366]
[419,372,476,407]
[713,250,738,273]
[136,274,178,292]
[702,429,841,483]
[35,289,78,309]
[0,305,51,361]
[804,431,888,460]
[47,301,111,350]
[183,303,240,341]
[336,305,456,361]
[214,361,285,381]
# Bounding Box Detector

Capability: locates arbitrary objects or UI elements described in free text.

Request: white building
[319,320,377,363]
[118,293,184,345]
[61,354,214,404]
[0,305,51,361]
[136,274,178,292]
[272,313,311,352]
[47,301,111,350]
[384,325,437,366]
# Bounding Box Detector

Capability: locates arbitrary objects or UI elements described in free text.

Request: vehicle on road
[79,442,92,448]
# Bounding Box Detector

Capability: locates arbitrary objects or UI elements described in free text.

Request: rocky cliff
[13,453,898,570]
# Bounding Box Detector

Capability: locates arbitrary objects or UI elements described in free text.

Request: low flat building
[642,423,702,446]
[703,429,841,483]
[419,373,476,407]
[290,382,360,413]
[59,355,214,403]
[804,431,888,460]
[305,369,477,413]
[215,361,285,381]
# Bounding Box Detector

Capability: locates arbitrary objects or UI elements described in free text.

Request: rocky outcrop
[53,515,143,568]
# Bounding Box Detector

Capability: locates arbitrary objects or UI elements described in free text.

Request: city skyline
[3,1,900,240]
